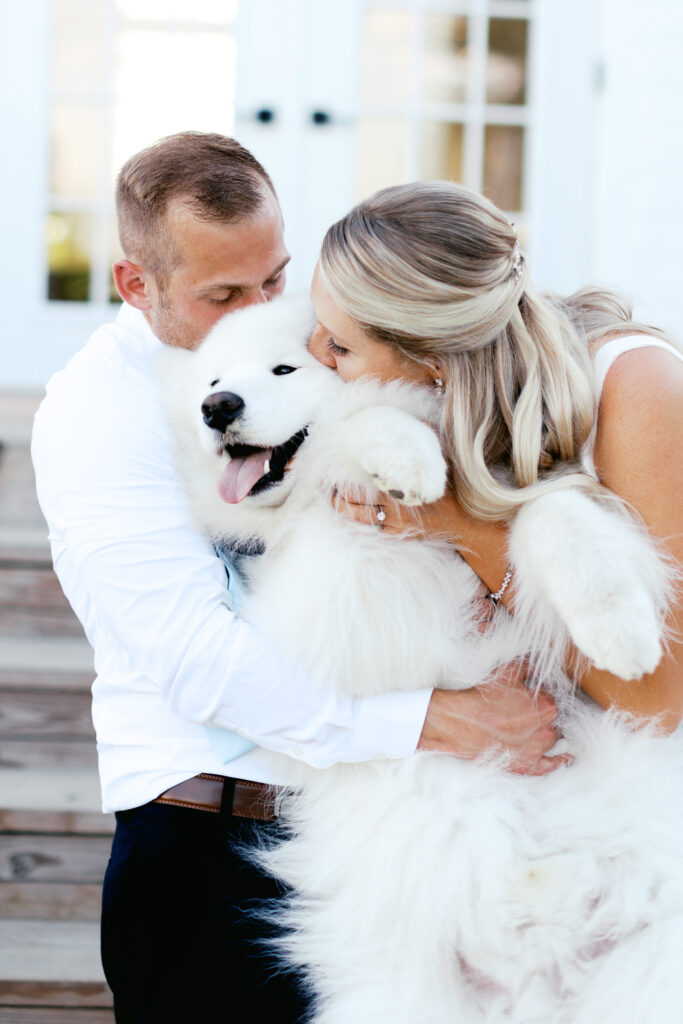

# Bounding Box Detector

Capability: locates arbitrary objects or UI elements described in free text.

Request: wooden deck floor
[0,393,113,1020]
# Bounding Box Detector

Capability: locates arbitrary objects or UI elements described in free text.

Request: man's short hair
[115,131,276,282]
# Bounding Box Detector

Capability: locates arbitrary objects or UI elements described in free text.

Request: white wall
[594,0,683,336]
[529,0,600,295]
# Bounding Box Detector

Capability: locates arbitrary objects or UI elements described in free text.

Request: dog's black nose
[201,391,245,431]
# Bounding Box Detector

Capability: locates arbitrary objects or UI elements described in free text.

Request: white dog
[162,295,683,1024]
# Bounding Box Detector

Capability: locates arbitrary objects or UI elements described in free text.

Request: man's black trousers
[101,799,309,1022]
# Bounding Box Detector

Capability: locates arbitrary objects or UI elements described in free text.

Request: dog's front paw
[511,490,668,682]
[565,594,662,680]
[357,409,447,505]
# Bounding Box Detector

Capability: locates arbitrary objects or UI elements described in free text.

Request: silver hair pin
[510,222,523,280]
[512,241,523,280]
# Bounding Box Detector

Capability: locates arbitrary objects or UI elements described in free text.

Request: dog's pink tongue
[218,450,272,504]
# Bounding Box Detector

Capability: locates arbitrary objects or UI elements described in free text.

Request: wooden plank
[0,448,45,529]
[0,528,51,566]
[0,770,102,816]
[0,883,101,921]
[0,1010,113,1023]
[0,834,110,884]
[0,612,84,640]
[0,920,111,1006]
[0,741,96,772]
[0,1009,114,1022]
[0,690,93,738]
[0,566,83,638]
[0,810,113,837]
[0,637,93,691]
[0,393,42,444]
[0,567,71,612]
[0,981,112,1009]
[0,669,93,692]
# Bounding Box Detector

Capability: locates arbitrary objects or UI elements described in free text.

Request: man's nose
[308,324,336,367]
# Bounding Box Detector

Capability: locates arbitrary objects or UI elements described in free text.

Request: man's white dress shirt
[31,304,431,813]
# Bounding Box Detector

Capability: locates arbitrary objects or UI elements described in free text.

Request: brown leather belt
[154,773,281,822]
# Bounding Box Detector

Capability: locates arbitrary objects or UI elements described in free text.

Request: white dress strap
[583,335,683,479]
[593,335,683,400]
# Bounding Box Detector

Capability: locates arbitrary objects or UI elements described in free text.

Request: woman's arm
[336,346,683,727]
[578,346,683,729]
[425,347,683,725]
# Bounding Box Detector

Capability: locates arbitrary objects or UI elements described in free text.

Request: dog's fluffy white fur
[161,295,683,1023]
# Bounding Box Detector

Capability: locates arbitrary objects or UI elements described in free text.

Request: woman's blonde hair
[319,181,670,520]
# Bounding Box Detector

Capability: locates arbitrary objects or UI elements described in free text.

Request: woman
[307,180,683,730]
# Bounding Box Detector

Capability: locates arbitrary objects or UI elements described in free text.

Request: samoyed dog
[162,295,683,1023]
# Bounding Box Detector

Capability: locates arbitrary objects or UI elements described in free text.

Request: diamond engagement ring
[376,507,387,526]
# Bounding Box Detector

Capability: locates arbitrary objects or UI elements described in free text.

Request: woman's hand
[333,486,514,604]
[418,662,570,776]
[333,486,458,538]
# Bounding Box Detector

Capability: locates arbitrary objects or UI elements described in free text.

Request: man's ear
[113,259,153,310]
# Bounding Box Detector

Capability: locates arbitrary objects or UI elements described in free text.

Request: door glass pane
[356,119,411,201]
[50,105,104,197]
[360,12,417,105]
[51,0,109,93]
[46,212,92,301]
[486,18,528,105]
[483,124,524,210]
[420,122,464,182]
[423,15,468,104]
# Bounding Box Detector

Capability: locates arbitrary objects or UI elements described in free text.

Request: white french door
[1,0,598,389]
[235,0,543,291]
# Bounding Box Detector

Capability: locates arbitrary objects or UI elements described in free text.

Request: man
[32,132,561,1023]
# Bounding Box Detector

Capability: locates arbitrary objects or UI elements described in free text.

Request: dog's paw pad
[362,438,446,505]
[568,603,663,680]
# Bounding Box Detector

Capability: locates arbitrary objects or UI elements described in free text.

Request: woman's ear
[112,259,152,310]
[427,360,445,391]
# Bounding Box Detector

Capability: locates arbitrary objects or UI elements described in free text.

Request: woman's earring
[434,376,444,393]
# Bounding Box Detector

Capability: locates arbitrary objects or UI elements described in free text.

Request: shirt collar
[116,302,164,353]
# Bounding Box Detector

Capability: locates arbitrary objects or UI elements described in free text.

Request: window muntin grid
[356,0,535,242]
[46,0,238,304]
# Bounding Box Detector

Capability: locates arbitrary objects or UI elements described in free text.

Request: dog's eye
[209,379,220,387]
[272,365,297,376]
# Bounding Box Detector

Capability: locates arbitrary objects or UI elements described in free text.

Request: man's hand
[418,662,571,776]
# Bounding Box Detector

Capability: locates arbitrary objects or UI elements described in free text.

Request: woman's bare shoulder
[594,342,683,523]
[598,342,683,434]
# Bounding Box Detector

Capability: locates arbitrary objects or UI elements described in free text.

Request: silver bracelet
[487,565,513,606]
